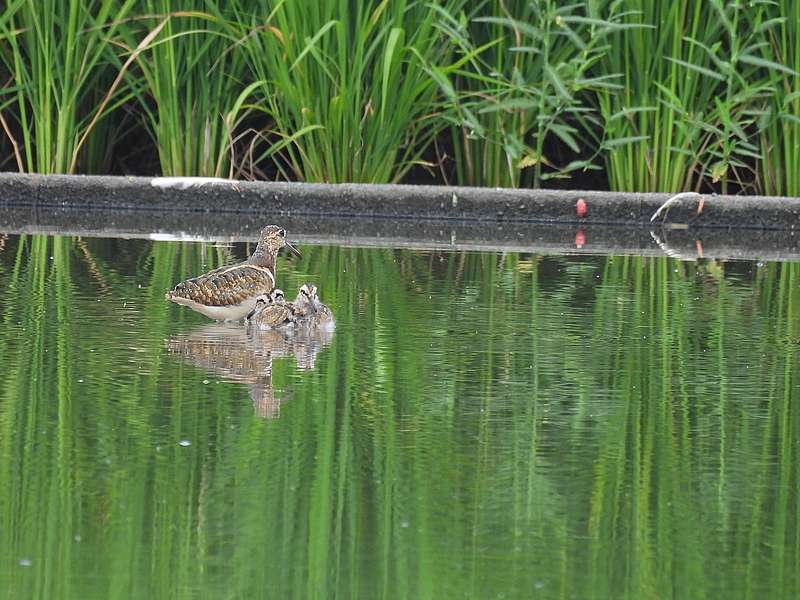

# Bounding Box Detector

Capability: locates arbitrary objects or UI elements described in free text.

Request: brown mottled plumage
[300,283,334,327]
[169,263,275,306]
[247,283,334,329]
[165,225,300,321]
[247,289,296,328]
[291,284,317,320]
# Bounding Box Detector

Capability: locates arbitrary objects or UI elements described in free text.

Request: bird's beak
[284,241,302,259]
[246,300,265,321]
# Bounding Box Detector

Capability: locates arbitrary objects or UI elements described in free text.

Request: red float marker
[576,198,588,218]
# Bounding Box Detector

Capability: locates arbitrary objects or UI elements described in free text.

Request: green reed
[442,0,622,188]
[225,0,468,183]
[0,0,139,174]
[591,0,787,193]
[0,0,797,192]
[760,0,800,196]
[117,4,249,177]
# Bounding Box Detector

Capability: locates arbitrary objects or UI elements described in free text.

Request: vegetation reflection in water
[0,234,797,599]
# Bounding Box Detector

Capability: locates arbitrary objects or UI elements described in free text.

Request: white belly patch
[167,295,258,321]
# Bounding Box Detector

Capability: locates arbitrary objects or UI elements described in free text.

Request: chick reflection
[164,322,334,418]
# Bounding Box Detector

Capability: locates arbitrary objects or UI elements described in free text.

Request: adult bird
[165,225,301,321]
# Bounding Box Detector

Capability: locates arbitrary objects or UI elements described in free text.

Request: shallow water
[0,234,798,599]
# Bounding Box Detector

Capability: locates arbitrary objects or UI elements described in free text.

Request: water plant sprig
[437,0,627,188]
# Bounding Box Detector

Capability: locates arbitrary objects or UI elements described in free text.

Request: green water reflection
[0,234,798,599]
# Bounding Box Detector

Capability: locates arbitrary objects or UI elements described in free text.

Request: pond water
[0,233,798,599]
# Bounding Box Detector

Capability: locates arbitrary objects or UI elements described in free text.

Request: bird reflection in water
[164,322,334,418]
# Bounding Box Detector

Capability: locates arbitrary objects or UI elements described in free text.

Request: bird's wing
[169,263,275,306]
[260,305,293,327]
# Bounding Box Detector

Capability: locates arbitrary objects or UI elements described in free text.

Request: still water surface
[0,234,798,599]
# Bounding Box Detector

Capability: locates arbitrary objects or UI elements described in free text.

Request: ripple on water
[0,238,797,599]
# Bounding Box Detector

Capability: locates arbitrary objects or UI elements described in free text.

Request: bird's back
[168,261,275,307]
[251,303,295,328]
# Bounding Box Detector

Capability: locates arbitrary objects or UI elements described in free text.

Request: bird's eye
[278,228,285,237]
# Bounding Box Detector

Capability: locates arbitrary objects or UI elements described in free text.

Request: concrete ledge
[2,202,800,263]
[1,173,800,261]
[1,172,799,229]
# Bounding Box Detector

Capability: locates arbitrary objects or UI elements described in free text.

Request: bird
[296,283,334,328]
[289,283,317,320]
[165,225,300,321]
[246,284,333,329]
[246,289,296,328]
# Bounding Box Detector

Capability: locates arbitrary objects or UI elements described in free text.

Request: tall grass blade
[0,0,138,174]
[227,0,467,183]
